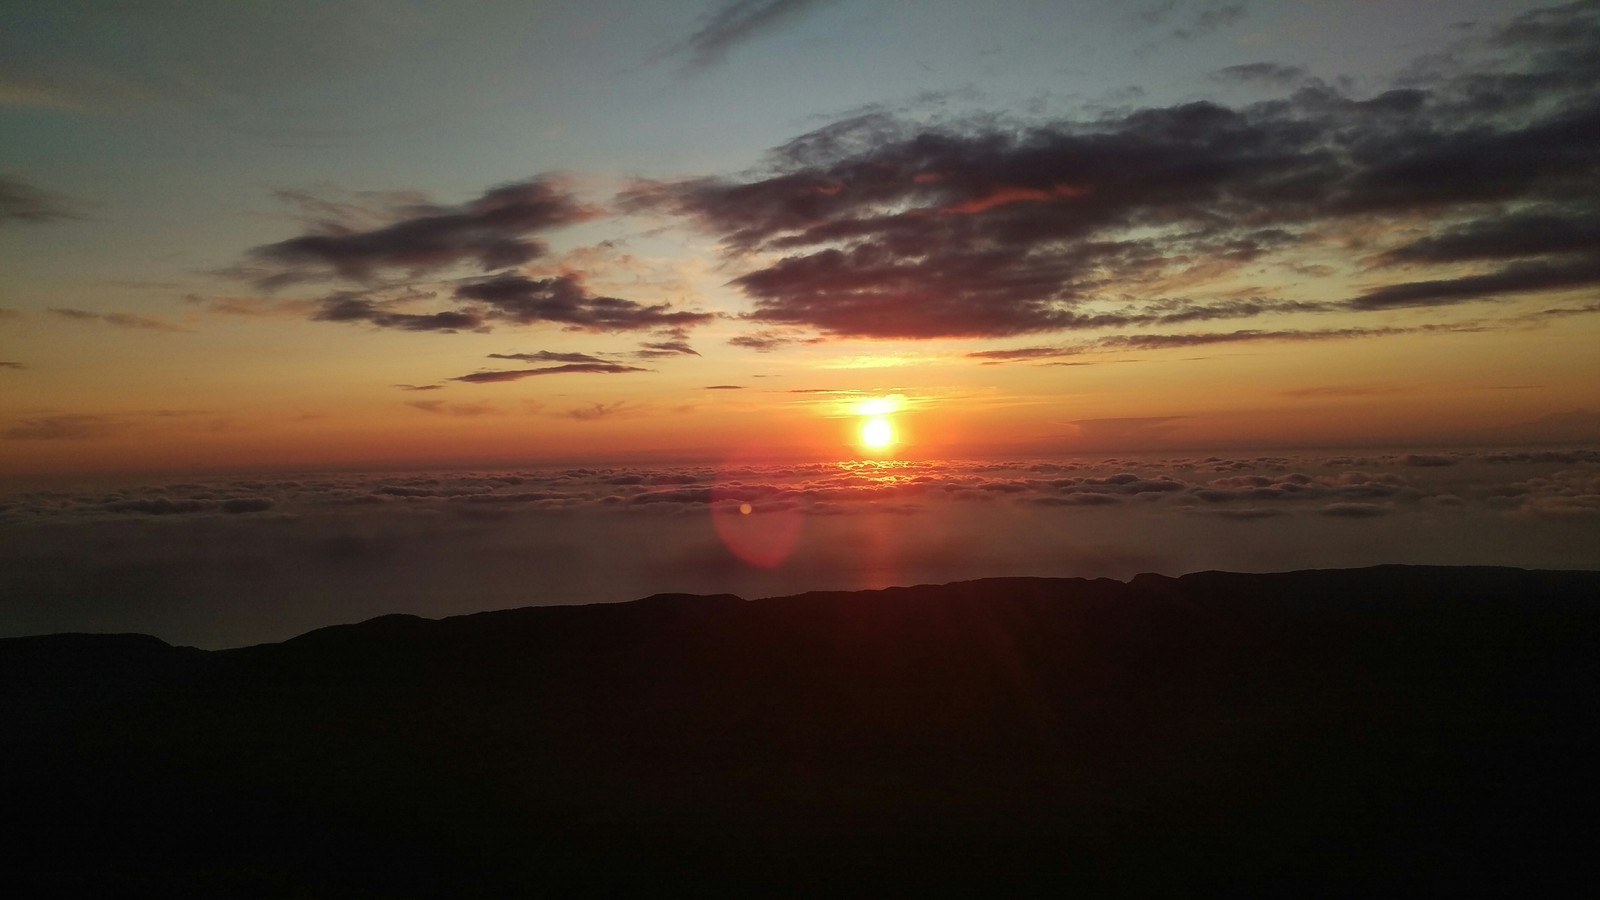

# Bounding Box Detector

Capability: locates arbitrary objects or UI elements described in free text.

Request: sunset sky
[2,1,1599,647]
[3,0,1598,476]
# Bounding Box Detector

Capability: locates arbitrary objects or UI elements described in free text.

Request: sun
[860,416,895,451]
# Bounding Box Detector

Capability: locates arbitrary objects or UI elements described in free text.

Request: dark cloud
[1048,473,1187,498]
[3,414,120,441]
[635,2,1600,341]
[311,295,483,332]
[0,361,23,370]
[1137,298,1336,324]
[1205,507,1290,520]
[1523,300,1600,319]
[727,329,824,351]
[488,350,610,365]
[1401,454,1459,467]
[0,175,80,225]
[1137,0,1247,40]
[91,494,274,516]
[972,325,1461,362]
[636,339,700,358]
[1211,63,1310,86]
[1379,208,1600,266]
[679,0,837,70]
[452,363,650,384]
[628,486,716,505]
[222,498,274,514]
[1027,493,1121,507]
[454,275,714,331]
[1092,327,1414,351]
[49,308,189,332]
[307,277,713,337]
[967,347,1066,363]
[250,178,591,287]
[1482,449,1600,464]
[396,384,443,392]
[104,498,211,514]
[1350,256,1600,310]
[1319,502,1391,518]
[705,385,745,390]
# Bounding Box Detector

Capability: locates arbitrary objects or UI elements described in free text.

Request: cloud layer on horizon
[3,450,1595,648]
[6,449,1596,522]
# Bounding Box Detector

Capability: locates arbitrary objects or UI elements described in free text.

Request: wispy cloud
[727,329,826,352]
[183,293,318,318]
[1132,0,1248,44]
[679,0,838,70]
[636,338,700,358]
[968,323,1486,363]
[488,350,610,365]
[49,308,189,332]
[1281,385,1404,399]
[0,175,82,225]
[452,363,650,384]
[566,401,644,421]
[406,400,499,417]
[3,414,121,441]
[1210,62,1310,87]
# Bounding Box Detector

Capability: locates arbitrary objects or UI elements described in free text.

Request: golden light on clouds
[849,394,905,417]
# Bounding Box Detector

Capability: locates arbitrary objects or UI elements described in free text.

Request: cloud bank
[627,1,1599,345]
[4,450,1595,647]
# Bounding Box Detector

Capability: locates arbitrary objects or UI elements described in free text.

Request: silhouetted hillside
[4,566,1599,896]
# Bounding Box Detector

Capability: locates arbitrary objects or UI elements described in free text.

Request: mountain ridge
[3,564,1598,895]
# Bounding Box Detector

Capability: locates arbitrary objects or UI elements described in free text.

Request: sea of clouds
[3,448,1596,648]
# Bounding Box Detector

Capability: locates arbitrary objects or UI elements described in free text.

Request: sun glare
[861,416,895,451]
[850,394,905,417]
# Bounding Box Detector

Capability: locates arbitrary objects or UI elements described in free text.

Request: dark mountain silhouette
[4,566,1599,896]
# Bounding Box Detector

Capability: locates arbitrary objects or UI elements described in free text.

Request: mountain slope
[3,566,1598,896]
